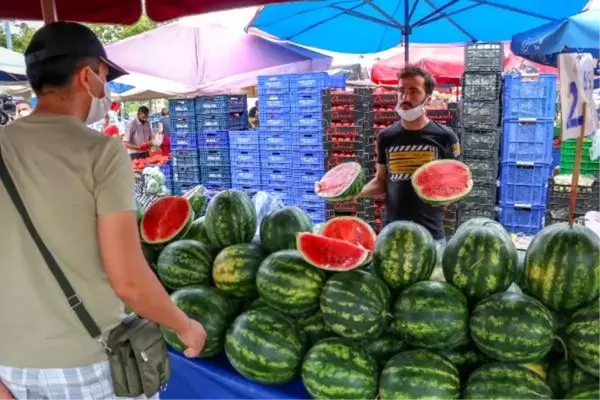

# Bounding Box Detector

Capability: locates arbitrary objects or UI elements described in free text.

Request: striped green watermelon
[225,308,305,384]
[297,312,335,346]
[547,360,599,399]
[260,206,312,253]
[162,285,235,358]
[437,341,488,383]
[185,216,220,256]
[256,250,326,317]
[525,222,600,312]
[379,349,460,400]
[315,161,365,201]
[320,270,390,340]
[465,363,553,399]
[565,383,600,400]
[183,185,206,216]
[442,222,518,299]
[363,328,407,368]
[141,242,161,270]
[470,291,555,363]
[301,338,378,400]
[204,190,257,248]
[373,221,437,290]
[212,243,266,299]
[455,217,509,238]
[140,196,194,245]
[156,240,214,289]
[392,281,469,350]
[565,301,599,377]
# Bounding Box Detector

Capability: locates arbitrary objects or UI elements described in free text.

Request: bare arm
[357,163,387,198]
[123,123,142,151]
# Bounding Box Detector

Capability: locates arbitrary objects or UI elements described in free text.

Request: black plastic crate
[460,128,501,158]
[464,157,499,183]
[326,199,367,214]
[426,109,459,130]
[364,110,398,126]
[459,182,498,208]
[457,205,497,227]
[323,125,365,140]
[323,109,365,124]
[544,208,586,227]
[325,154,363,169]
[322,90,369,110]
[465,42,504,72]
[324,138,366,153]
[370,92,397,107]
[547,177,600,214]
[462,72,503,101]
[461,100,501,129]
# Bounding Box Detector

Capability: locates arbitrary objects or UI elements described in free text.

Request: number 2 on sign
[566,81,583,129]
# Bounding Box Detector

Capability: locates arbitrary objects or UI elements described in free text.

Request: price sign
[558,53,598,140]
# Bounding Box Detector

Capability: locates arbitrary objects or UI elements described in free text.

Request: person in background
[102,114,119,137]
[355,65,460,244]
[15,101,32,119]
[0,21,206,399]
[248,100,258,128]
[124,105,153,159]
[157,107,171,155]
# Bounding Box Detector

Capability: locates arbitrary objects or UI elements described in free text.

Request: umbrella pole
[403,0,410,65]
[40,0,58,24]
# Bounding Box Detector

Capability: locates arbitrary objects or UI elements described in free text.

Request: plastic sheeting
[162,350,309,400]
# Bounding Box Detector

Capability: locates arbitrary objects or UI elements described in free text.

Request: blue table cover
[162,350,310,399]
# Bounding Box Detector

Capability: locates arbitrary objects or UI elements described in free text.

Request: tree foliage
[0,22,37,53]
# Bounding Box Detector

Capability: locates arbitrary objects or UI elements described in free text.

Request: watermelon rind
[464,363,553,399]
[156,240,214,290]
[212,243,266,299]
[260,206,312,254]
[297,232,369,272]
[185,216,221,256]
[564,383,600,400]
[320,216,377,251]
[565,301,600,377]
[411,159,473,205]
[302,338,379,400]
[183,185,206,217]
[296,312,336,346]
[546,360,598,399]
[315,162,365,201]
[140,196,194,245]
[204,189,257,248]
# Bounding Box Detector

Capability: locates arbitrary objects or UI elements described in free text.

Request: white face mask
[85,71,112,125]
[395,95,429,122]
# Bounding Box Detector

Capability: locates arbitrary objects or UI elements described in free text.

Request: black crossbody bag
[0,153,170,397]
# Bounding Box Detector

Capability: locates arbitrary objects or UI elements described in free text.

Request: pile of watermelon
[138,190,600,400]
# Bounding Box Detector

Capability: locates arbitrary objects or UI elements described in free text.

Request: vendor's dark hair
[138,106,150,115]
[25,52,100,94]
[398,65,435,95]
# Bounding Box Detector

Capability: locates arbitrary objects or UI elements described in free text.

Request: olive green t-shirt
[0,114,136,368]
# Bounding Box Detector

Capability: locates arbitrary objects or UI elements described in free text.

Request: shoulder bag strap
[0,152,102,339]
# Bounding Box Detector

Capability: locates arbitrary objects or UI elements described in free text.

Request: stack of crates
[457,43,504,227]
[499,74,557,234]
[545,176,600,225]
[257,72,346,223]
[228,130,261,192]
[560,138,600,176]
[169,98,201,195]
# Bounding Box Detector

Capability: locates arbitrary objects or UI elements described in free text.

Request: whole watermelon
[373,221,437,290]
[565,301,599,377]
[225,308,305,384]
[437,341,489,383]
[363,328,407,368]
[156,240,214,289]
[470,291,555,363]
[204,190,257,248]
[464,363,553,399]
[162,285,235,358]
[297,312,335,346]
[301,338,378,400]
[256,250,326,317]
[455,217,509,238]
[185,216,220,256]
[565,383,600,400]
[320,270,390,340]
[392,281,468,350]
[525,222,600,312]
[212,243,266,299]
[379,349,460,400]
[547,360,599,399]
[260,206,312,253]
[442,222,518,299]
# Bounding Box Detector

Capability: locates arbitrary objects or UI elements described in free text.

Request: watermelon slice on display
[320,216,377,252]
[140,196,194,245]
[297,232,369,271]
[183,185,206,216]
[411,160,473,206]
[315,162,365,201]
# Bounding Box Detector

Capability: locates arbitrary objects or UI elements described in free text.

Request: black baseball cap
[24,21,127,82]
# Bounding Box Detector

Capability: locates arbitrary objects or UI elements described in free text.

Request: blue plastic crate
[228,130,259,149]
[499,203,545,234]
[291,112,323,129]
[261,150,292,169]
[198,130,229,148]
[231,183,263,191]
[293,170,321,187]
[195,94,247,114]
[168,99,196,113]
[263,184,294,203]
[158,163,172,182]
[258,75,290,93]
[303,205,326,224]
[290,92,322,113]
[551,147,561,170]
[294,187,321,204]
[261,168,293,186]
[259,112,291,131]
[170,132,198,151]
[289,72,346,93]
[201,166,231,187]
[292,130,323,152]
[172,150,199,168]
[499,162,552,207]
[503,74,557,120]
[197,114,246,131]
[229,148,261,168]
[501,119,554,164]
[169,109,196,119]
[231,167,262,187]
[199,148,230,166]
[293,150,324,171]
[171,117,197,133]
[172,166,201,184]
[174,182,200,196]
[259,131,294,151]
[258,93,291,111]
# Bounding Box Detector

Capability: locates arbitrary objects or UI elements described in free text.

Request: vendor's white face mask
[85,70,112,125]
[395,96,429,122]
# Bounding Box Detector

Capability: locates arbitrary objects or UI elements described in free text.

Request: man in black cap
[0,22,206,399]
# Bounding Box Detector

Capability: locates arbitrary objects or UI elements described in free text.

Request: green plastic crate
[560,138,600,175]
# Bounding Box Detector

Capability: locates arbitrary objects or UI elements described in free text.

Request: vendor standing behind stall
[124,105,153,159]
[157,107,171,155]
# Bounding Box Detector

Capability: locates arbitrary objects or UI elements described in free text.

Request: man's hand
[176,319,207,358]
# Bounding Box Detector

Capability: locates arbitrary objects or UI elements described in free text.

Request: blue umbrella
[108,82,135,94]
[248,0,588,62]
[511,7,600,69]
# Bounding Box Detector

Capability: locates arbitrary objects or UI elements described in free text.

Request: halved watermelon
[320,216,377,252]
[411,160,473,206]
[315,162,365,201]
[140,196,194,245]
[297,232,369,271]
[183,185,206,216]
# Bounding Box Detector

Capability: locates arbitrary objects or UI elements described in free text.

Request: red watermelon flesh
[315,162,364,199]
[320,216,377,252]
[297,232,369,271]
[411,160,473,205]
[140,196,193,244]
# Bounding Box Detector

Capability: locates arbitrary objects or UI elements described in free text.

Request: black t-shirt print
[376,121,460,240]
